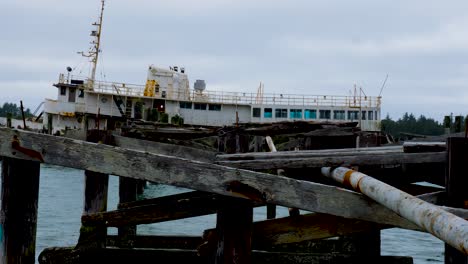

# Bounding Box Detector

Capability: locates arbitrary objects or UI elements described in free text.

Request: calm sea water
[0,162,444,263]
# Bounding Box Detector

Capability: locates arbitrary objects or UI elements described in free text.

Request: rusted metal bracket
[11,135,44,162]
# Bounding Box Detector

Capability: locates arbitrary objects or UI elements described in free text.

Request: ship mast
[79,0,105,89]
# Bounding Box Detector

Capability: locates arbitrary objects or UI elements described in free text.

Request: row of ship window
[180,102,221,111]
[252,108,377,120]
[179,102,377,120]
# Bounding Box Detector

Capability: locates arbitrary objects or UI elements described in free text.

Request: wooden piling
[136,180,146,195]
[6,113,12,128]
[215,131,253,263]
[117,177,138,247]
[445,137,468,263]
[20,100,27,130]
[0,157,41,264]
[215,198,253,264]
[77,130,110,249]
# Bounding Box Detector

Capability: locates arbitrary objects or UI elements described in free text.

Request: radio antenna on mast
[78,0,105,89]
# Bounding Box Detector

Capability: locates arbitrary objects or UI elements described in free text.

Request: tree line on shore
[0,102,34,119]
[381,112,466,141]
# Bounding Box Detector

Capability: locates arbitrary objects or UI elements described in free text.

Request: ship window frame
[361,111,367,120]
[368,111,374,120]
[155,83,160,94]
[194,103,207,110]
[179,101,192,109]
[252,108,261,118]
[290,109,302,119]
[333,110,346,120]
[208,104,221,111]
[275,108,287,118]
[319,109,331,119]
[348,110,359,120]
[78,89,84,98]
[264,108,273,118]
[304,109,317,119]
[60,87,66,96]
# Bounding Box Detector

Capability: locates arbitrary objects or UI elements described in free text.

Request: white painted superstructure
[43,68,381,134]
[41,0,381,135]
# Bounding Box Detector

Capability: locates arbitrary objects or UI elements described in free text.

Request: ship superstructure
[42,1,381,135]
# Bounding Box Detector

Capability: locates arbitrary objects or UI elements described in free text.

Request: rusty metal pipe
[321,167,468,255]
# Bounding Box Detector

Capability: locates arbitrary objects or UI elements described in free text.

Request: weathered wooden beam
[216,142,446,161]
[82,191,467,244]
[107,235,202,249]
[445,138,468,263]
[0,128,424,230]
[77,130,109,249]
[402,141,446,153]
[216,152,446,170]
[114,134,216,163]
[82,191,226,227]
[216,145,404,161]
[117,177,138,247]
[0,157,40,264]
[215,198,253,264]
[214,132,253,264]
[252,213,384,248]
[38,247,414,264]
[118,191,204,209]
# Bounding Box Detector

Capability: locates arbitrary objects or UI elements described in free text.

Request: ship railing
[92,81,146,97]
[56,73,381,108]
[56,74,146,96]
[192,90,381,108]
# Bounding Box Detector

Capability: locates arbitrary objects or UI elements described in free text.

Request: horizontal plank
[38,247,413,264]
[403,141,446,153]
[216,152,446,170]
[107,235,202,249]
[0,128,421,229]
[83,192,234,227]
[85,190,452,228]
[114,135,216,163]
[118,191,206,209]
[216,145,404,161]
[253,213,385,247]
[83,191,468,245]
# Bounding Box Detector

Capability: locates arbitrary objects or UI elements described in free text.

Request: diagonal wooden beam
[0,128,422,230]
[113,135,216,163]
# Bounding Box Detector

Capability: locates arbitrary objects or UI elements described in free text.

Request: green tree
[0,102,35,119]
[381,113,445,140]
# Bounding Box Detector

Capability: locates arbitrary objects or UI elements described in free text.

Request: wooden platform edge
[38,247,414,264]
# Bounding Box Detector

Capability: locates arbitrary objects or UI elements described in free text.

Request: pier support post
[0,157,40,264]
[136,180,146,195]
[215,131,253,264]
[254,135,276,219]
[77,130,109,249]
[445,137,468,264]
[6,113,12,128]
[117,177,138,247]
[215,198,253,264]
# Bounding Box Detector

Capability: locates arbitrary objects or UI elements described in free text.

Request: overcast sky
[2,0,468,121]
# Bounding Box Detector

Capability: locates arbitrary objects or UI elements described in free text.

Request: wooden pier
[0,124,466,263]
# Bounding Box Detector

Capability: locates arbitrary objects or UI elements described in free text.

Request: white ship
[43,1,381,135]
